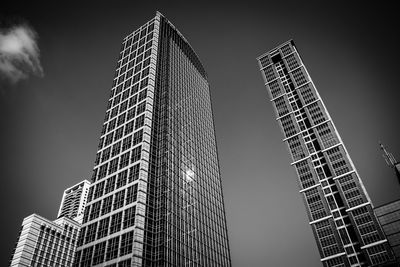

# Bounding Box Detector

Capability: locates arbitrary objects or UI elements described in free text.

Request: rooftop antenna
[380,142,398,168]
[380,141,400,184]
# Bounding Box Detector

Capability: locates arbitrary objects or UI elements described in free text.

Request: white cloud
[0,24,43,84]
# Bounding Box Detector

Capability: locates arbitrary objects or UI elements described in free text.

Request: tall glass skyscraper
[74,12,231,267]
[257,40,394,267]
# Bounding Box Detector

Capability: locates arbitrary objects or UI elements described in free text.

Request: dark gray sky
[1,1,400,266]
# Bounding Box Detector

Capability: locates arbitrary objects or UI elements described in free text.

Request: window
[106,236,120,261]
[131,86,139,97]
[101,147,111,162]
[117,113,126,126]
[77,227,86,246]
[135,115,145,129]
[113,94,121,106]
[101,195,113,215]
[123,206,136,229]
[113,190,125,210]
[89,201,101,221]
[105,132,114,146]
[98,137,104,149]
[108,158,119,175]
[114,127,124,142]
[94,181,105,199]
[111,106,118,118]
[126,184,138,204]
[97,217,109,239]
[134,63,142,74]
[107,118,116,132]
[87,187,94,203]
[101,124,107,135]
[120,231,134,256]
[131,146,142,163]
[118,152,129,169]
[85,222,97,244]
[125,121,134,135]
[279,115,297,138]
[98,163,109,180]
[92,241,106,265]
[94,152,101,165]
[116,170,128,188]
[127,107,136,121]
[141,68,149,79]
[81,246,93,267]
[111,141,121,157]
[132,129,143,146]
[136,101,146,116]
[128,164,140,182]
[143,58,150,68]
[295,160,315,190]
[105,175,116,194]
[122,135,132,151]
[110,211,123,234]
[83,206,90,224]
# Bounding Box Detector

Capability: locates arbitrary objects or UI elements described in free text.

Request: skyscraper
[10,214,80,267]
[375,200,400,263]
[74,12,231,266]
[374,144,400,263]
[257,40,394,266]
[58,180,91,224]
[10,179,89,267]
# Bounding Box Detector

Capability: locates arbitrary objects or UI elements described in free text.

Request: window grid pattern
[306,102,328,126]
[291,67,308,87]
[287,135,307,162]
[268,79,285,99]
[326,146,352,176]
[75,13,231,267]
[258,54,271,68]
[337,174,365,208]
[75,15,158,267]
[10,214,80,267]
[304,188,328,221]
[298,83,317,104]
[279,114,298,138]
[314,220,342,258]
[284,53,300,71]
[143,15,231,266]
[263,65,277,82]
[315,122,339,149]
[295,160,317,190]
[273,96,291,117]
[258,41,393,266]
[351,207,382,246]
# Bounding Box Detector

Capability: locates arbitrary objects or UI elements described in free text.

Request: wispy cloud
[0,23,43,84]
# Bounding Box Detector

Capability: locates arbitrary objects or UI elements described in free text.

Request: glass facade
[257,40,394,267]
[74,12,231,266]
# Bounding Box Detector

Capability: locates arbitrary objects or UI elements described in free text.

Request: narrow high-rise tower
[10,179,89,267]
[257,40,394,266]
[74,12,231,266]
[58,180,91,224]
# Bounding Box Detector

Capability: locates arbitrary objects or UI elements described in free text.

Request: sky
[1,1,400,266]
